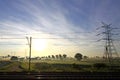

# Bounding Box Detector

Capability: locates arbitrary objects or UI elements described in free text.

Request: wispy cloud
[0,0,119,57]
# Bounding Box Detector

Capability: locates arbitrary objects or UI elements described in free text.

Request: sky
[0,0,120,57]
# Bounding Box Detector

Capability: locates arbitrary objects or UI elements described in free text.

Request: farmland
[0,58,120,72]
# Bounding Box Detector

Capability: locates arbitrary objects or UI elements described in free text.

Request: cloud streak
[0,0,119,57]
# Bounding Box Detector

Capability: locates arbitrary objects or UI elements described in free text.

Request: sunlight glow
[32,39,47,51]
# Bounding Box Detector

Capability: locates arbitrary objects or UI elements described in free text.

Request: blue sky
[0,0,120,57]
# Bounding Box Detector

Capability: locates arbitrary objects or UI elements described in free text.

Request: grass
[0,61,23,72]
[0,58,120,72]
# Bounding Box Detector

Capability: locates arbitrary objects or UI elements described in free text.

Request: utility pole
[97,22,119,63]
[26,36,32,72]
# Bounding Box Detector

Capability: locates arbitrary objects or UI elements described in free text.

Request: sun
[32,39,47,51]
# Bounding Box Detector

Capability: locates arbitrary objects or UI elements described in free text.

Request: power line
[0,38,25,39]
[0,44,26,45]
[0,32,92,35]
[0,37,96,40]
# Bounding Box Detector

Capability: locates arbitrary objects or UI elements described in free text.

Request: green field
[0,58,120,72]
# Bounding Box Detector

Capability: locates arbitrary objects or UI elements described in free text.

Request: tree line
[9,53,88,61]
[40,54,67,60]
[40,53,88,61]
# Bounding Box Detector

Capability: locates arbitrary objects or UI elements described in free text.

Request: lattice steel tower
[98,22,119,62]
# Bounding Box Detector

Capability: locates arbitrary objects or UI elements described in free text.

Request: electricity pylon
[97,22,119,63]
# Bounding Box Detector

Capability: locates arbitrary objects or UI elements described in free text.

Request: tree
[10,56,18,61]
[63,54,67,58]
[83,56,88,59]
[74,53,83,61]
[48,55,51,58]
[56,55,59,59]
[7,55,11,57]
[52,55,55,59]
[59,54,62,59]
